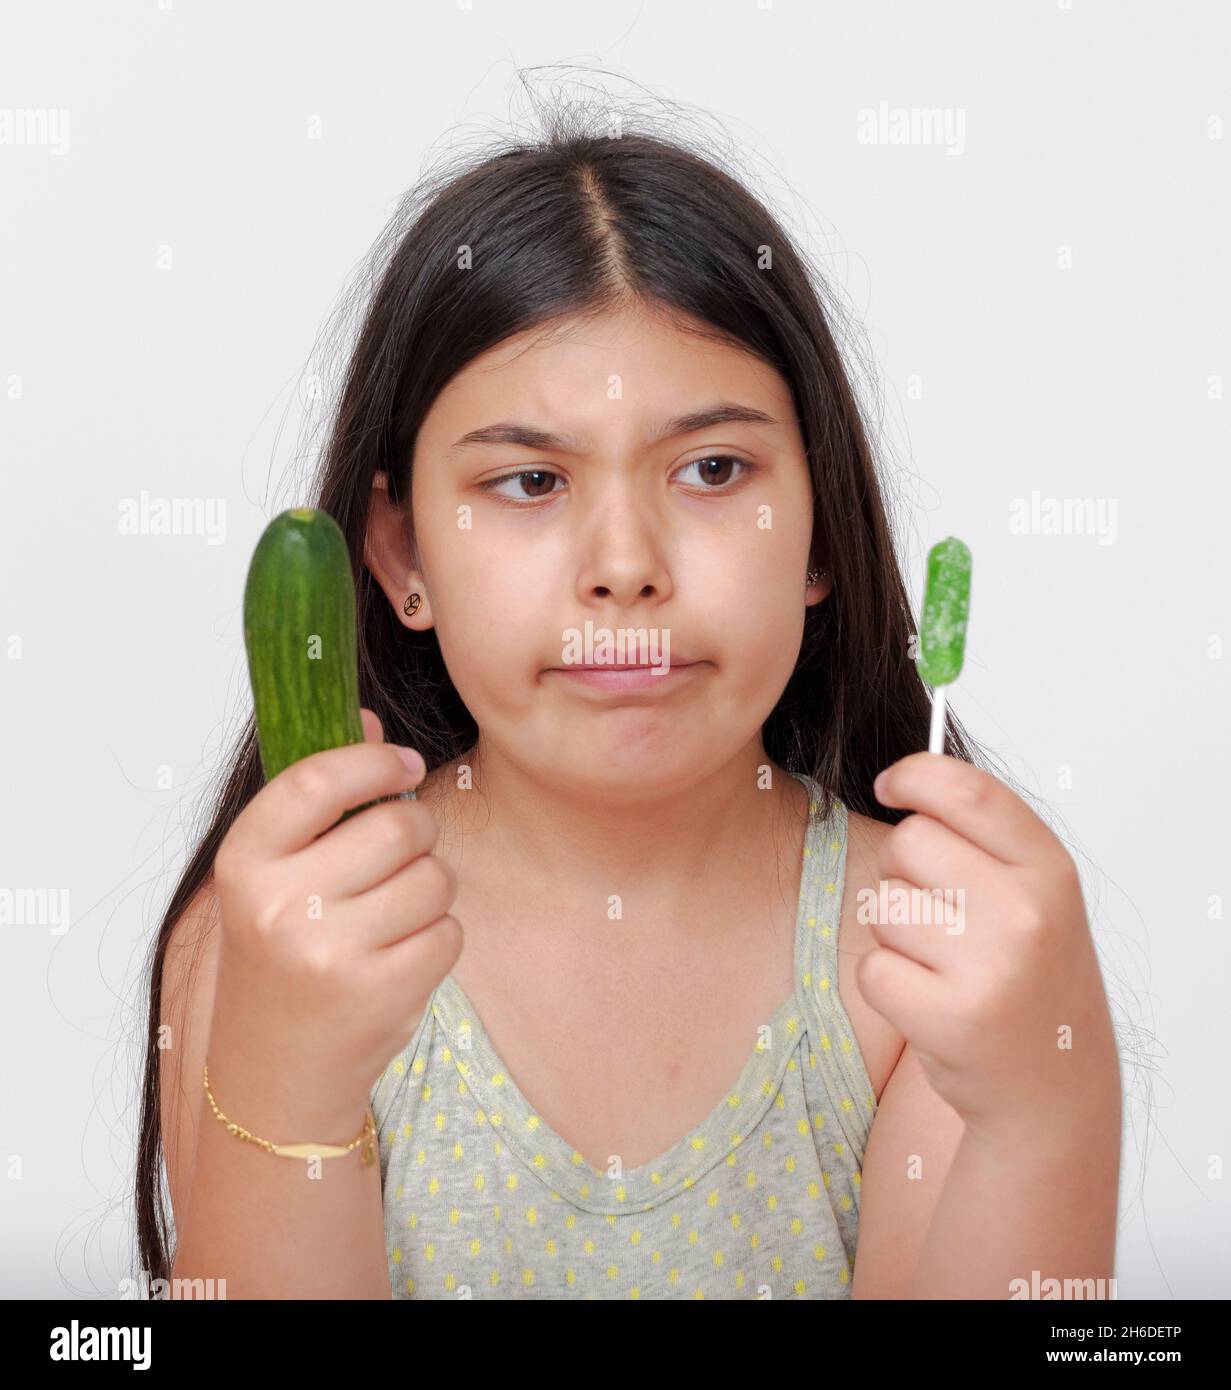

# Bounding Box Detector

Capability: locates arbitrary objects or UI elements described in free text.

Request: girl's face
[367,303,827,802]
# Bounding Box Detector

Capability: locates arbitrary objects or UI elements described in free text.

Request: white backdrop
[1,0,1227,1300]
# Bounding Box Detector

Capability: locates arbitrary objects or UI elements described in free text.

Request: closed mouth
[554,661,697,671]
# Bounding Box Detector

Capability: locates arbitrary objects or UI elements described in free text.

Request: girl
[139,110,1121,1300]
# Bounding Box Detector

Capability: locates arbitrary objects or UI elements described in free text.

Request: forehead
[419,304,800,448]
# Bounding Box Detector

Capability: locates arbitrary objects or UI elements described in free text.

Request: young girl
[139,114,1121,1300]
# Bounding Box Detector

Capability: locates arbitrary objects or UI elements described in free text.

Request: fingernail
[873,770,887,798]
[396,747,425,779]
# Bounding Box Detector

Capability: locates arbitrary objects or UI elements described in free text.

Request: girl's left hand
[857,752,1119,1146]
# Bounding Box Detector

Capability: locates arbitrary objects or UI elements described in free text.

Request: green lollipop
[916,536,972,752]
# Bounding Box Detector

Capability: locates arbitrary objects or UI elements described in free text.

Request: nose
[574,487,674,609]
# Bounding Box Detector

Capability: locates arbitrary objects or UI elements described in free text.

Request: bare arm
[161,882,393,1299]
[901,1063,1121,1299]
[851,1044,966,1298]
[856,752,1124,1299]
[854,1039,1120,1299]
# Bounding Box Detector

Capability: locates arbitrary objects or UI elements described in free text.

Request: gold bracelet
[203,1060,377,1166]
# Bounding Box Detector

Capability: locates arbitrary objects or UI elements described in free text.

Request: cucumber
[243,507,412,827]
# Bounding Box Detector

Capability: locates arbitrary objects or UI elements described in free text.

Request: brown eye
[478,469,563,502]
[516,470,557,498]
[675,455,755,489]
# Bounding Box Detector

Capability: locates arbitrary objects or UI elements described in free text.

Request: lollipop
[916,536,972,754]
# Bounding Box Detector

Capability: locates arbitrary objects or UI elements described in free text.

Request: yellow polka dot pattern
[369,773,877,1299]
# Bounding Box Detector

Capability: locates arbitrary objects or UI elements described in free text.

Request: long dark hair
[135,87,1016,1286]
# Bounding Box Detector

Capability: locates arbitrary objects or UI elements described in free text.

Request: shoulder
[845,806,893,861]
[833,807,908,1101]
[368,997,436,1144]
[838,806,895,929]
[829,808,970,1300]
[161,877,222,1038]
[159,877,224,1237]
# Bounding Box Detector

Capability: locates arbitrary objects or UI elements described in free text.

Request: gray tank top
[368,772,878,1299]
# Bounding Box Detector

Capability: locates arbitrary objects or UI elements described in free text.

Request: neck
[423,738,810,926]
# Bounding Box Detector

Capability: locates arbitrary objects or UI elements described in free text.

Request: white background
[1,0,1227,1299]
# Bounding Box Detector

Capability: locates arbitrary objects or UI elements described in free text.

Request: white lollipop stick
[928,685,948,755]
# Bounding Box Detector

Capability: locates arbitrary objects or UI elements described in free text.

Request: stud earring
[807,566,827,585]
[403,592,421,616]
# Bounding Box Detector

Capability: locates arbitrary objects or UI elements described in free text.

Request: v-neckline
[427,772,844,1213]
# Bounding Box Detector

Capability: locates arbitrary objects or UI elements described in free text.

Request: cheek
[430,542,548,687]
[708,551,807,688]
[726,602,806,692]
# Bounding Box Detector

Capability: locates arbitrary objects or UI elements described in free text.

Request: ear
[806,559,833,608]
[364,470,434,630]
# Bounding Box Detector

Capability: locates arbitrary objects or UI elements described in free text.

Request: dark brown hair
[135,88,1013,1286]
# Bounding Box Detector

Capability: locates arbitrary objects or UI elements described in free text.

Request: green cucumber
[243,507,412,828]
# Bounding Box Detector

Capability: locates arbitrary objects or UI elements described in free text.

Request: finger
[855,944,949,1042]
[361,707,383,743]
[879,810,997,902]
[297,796,442,900]
[874,753,1054,868]
[363,912,463,1017]
[235,741,425,861]
[343,851,459,951]
[863,876,959,971]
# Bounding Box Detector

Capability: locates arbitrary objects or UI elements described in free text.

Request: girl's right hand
[206,708,463,1138]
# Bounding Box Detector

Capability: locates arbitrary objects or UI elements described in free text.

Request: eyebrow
[447,402,780,455]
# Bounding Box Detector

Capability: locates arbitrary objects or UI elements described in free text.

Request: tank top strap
[788,772,879,1163]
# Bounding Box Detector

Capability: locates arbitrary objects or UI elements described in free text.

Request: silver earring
[807,566,826,585]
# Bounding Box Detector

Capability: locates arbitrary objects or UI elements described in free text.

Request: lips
[544,661,704,693]
[556,661,697,671]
